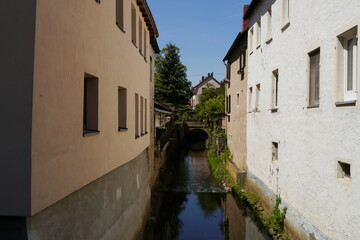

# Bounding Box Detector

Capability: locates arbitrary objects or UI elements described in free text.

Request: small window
[150,57,153,82]
[145,98,148,134]
[267,6,272,41]
[272,142,278,162]
[83,73,99,136]
[249,87,253,111]
[344,30,357,101]
[227,95,231,113]
[249,27,254,52]
[272,69,279,109]
[226,62,231,82]
[118,87,127,131]
[131,4,137,46]
[337,161,351,181]
[255,84,261,111]
[282,0,290,26]
[135,93,139,138]
[140,96,144,135]
[239,50,246,80]
[116,0,124,31]
[139,18,143,54]
[309,49,320,107]
[144,29,147,59]
[256,20,261,47]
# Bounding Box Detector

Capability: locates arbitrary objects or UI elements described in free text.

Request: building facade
[191,73,221,109]
[0,0,159,238]
[224,5,249,172]
[244,0,360,239]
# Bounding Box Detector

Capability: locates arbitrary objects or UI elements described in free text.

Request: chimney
[202,76,205,81]
[242,5,250,31]
[211,72,213,77]
[208,73,210,77]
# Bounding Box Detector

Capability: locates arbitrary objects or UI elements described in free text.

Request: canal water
[144,148,270,240]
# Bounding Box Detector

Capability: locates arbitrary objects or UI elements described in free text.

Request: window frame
[308,48,320,107]
[272,69,279,110]
[344,35,358,101]
[116,0,125,32]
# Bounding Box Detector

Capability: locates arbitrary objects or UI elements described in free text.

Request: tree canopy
[194,84,225,127]
[154,43,192,109]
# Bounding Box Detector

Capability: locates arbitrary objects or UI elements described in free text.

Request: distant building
[154,100,173,128]
[0,0,159,238]
[191,72,221,109]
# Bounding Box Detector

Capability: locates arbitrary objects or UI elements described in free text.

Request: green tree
[194,85,225,128]
[155,43,192,109]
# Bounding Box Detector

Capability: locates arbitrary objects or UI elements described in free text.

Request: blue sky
[147,0,252,86]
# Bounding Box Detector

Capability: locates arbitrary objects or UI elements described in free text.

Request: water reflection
[145,148,269,240]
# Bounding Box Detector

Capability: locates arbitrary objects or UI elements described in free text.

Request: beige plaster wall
[226,44,248,170]
[31,0,155,215]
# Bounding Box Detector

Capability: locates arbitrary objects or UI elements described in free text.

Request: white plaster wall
[247,1,360,239]
[192,78,221,108]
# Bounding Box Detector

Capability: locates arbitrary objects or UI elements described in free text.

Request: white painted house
[191,73,221,109]
[244,0,360,239]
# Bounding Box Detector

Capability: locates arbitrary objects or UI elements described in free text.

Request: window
[344,30,358,101]
[150,57,153,82]
[131,4,137,46]
[337,161,351,181]
[272,69,279,109]
[83,73,99,136]
[135,93,139,138]
[249,27,254,53]
[139,18,143,55]
[309,49,320,107]
[116,0,124,31]
[272,142,278,162]
[255,84,261,111]
[249,87,253,111]
[266,6,272,41]
[140,96,144,135]
[118,87,127,131]
[282,0,290,27]
[256,20,261,47]
[227,95,231,114]
[145,98,147,134]
[226,62,231,81]
[144,29,147,59]
[239,50,246,80]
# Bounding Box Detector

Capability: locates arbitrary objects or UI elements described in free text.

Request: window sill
[144,57,147,63]
[141,133,145,136]
[265,37,273,44]
[139,50,144,56]
[256,45,261,50]
[118,127,128,132]
[281,21,290,32]
[132,40,138,49]
[116,22,125,33]
[135,135,140,139]
[249,51,253,55]
[307,104,319,109]
[83,129,100,137]
[145,131,148,135]
[335,100,356,107]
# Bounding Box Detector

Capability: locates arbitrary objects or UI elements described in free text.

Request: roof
[223,30,248,61]
[154,100,173,113]
[193,75,221,94]
[243,0,261,20]
[136,0,160,53]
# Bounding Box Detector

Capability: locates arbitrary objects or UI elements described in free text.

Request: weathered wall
[0,0,36,216]
[226,39,248,170]
[31,0,154,215]
[27,149,151,240]
[247,0,360,239]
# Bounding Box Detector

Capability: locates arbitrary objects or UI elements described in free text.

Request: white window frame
[272,70,279,108]
[344,36,358,101]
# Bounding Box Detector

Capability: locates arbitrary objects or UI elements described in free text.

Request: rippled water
[144,148,269,240]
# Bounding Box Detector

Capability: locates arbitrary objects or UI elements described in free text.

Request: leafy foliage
[194,84,225,127]
[154,43,192,109]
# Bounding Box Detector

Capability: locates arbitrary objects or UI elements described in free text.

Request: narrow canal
[144,144,270,240]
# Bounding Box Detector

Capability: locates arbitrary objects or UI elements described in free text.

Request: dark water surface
[145,149,269,240]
